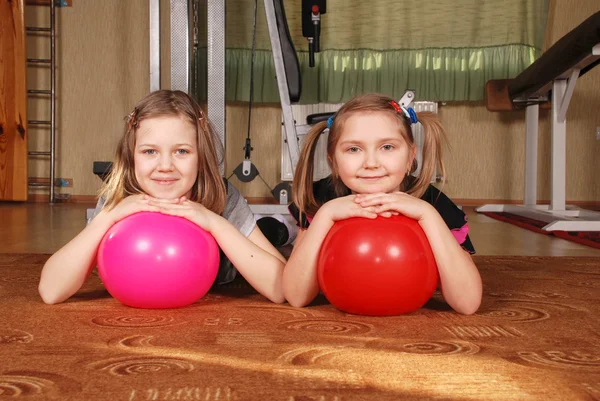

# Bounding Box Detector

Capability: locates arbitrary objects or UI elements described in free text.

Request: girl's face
[333,112,415,194]
[134,115,199,199]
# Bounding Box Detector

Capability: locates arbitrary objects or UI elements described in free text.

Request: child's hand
[104,194,161,225]
[147,196,217,232]
[142,195,183,205]
[354,192,436,221]
[318,195,378,223]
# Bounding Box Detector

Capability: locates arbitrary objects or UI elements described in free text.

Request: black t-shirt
[288,176,475,254]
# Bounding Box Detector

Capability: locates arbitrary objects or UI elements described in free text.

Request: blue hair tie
[407,107,418,124]
[400,106,418,124]
[326,115,335,129]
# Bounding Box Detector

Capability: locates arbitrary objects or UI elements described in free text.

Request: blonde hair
[99,90,227,214]
[292,93,447,221]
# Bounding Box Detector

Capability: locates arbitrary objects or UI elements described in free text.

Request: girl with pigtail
[284,93,482,315]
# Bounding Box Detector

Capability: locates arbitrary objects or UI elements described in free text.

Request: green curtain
[194,0,548,103]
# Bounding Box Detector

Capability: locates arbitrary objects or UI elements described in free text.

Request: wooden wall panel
[0,0,28,201]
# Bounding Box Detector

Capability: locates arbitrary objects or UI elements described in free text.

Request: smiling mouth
[360,176,385,181]
[153,179,178,185]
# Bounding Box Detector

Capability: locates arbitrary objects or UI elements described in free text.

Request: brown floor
[1,252,599,400]
[1,202,599,256]
[2,203,599,400]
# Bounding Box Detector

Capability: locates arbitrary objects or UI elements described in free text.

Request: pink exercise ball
[97,212,220,309]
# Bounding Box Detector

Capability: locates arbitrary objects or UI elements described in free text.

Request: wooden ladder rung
[27,58,51,64]
[28,182,51,187]
[26,27,51,33]
[28,89,52,95]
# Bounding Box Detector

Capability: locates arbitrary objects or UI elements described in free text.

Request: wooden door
[0,0,28,201]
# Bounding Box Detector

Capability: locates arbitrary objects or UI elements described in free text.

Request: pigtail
[408,111,447,198]
[292,121,329,227]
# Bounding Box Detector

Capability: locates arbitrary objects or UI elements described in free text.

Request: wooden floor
[1,202,599,256]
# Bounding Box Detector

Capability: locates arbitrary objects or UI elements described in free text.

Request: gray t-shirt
[89,181,256,285]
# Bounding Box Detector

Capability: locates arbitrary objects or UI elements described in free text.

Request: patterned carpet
[1,253,599,400]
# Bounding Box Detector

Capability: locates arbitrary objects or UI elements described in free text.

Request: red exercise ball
[317,215,439,316]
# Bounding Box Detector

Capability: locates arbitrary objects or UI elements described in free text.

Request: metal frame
[263,0,301,171]
[204,0,302,215]
[207,0,227,165]
[170,0,191,93]
[476,43,600,231]
[247,0,304,215]
[149,0,160,91]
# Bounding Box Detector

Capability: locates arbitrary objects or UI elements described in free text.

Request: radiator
[281,101,438,182]
[411,101,438,179]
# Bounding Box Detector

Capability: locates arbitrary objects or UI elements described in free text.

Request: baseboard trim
[455,199,600,210]
[27,194,97,204]
[26,0,72,6]
[26,195,600,210]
